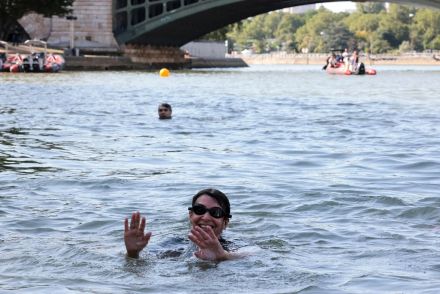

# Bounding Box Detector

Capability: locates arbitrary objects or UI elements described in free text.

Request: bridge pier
[122,44,189,69]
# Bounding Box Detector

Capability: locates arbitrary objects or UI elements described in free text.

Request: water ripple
[1,66,440,293]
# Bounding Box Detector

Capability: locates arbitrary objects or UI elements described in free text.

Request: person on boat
[327,52,338,68]
[349,50,360,72]
[342,48,349,61]
[158,103,172,119]
[124,188,239,261]
[335,53,344,63]
[323,52,340,70]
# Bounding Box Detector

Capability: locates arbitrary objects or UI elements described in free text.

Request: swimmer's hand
[188,226,229,261]
[124,212,152,258]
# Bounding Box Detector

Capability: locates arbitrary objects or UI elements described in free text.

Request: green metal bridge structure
[113,0,440,47]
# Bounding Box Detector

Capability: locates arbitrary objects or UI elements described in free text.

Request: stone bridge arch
[114,0,440,47]
[16,0,440,51]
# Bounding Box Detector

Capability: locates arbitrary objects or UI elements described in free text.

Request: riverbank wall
[64,55,148,71]
[189,57,248,68]
[63,44,247,70]
[238,52,440,66]
[62,55,247,70]
[60,51,440,70]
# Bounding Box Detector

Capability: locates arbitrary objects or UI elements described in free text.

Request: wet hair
[192,188,231,219]
[159,103,172,112]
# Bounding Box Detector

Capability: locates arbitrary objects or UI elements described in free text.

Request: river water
[1,65,440,293]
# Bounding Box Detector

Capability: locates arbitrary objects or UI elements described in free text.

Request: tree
[345,11,381,53]
[274,13,308,52]
[242,15,270,53]
[376,4,414,50]
[202,24,235,41]
[231,15,268,53]
[0,0,73,40]
[410,8,440,51]
[225,13,284,53]
[387,4,416,24]
[295,8,351,53]
[205,3,440,54]
[324,22,355,52]
[371,38,392,53]
[356,2,386,14]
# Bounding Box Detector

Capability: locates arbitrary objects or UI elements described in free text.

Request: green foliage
[225,12,308,53]
[274,13,306,51]
[432,36,440,50]
[294,9,352,53]
[410,9,440,50]
[218,4,440,54]
[324,22,355,52]
[345,11,381,33]
[356,2,386,14]
[399,41,412,53]
[371,38,392,53]
[202,25,232,41]
[387,4,416,24]
[0,0,74,40]
[378,17,409,48]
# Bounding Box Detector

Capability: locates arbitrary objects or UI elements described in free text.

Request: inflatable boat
[325,61,376,75]
[1,40,65,73]
[1,53,23,72]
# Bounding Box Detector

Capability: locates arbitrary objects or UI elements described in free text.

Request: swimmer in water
[158,103,172,119]
[124,188,240,261]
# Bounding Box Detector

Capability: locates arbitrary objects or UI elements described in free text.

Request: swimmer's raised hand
[188,225,229,261]
[124,212,152,258]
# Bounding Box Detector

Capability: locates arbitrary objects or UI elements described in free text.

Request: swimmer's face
[189,194,229,238]
[158,107,172,119]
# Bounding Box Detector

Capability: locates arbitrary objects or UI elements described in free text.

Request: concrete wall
[237,52,440,66]
[181,41,227,59]
[19,0,118,49]
[237,52,328,65]
[123,44,186,66]
[19,14,52,41]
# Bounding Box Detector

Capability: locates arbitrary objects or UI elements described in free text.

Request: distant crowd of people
[325,48,361,72]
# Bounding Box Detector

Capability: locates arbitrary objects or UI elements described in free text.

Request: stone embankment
[63,45,247,70]
[123,44,187,68]
[189,57,248,68]
[3,43,438,70]
[65,45,189,70]
[238,52,440,66]
[64,55,146,71]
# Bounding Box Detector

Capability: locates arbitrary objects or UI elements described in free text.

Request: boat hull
[1,40,65,73]
[326,62,376,75]
[1,53,65,73]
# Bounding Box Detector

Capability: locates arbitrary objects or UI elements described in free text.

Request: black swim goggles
[188,204,231,219]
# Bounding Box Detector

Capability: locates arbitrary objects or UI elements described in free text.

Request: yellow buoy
[159,68,170,77]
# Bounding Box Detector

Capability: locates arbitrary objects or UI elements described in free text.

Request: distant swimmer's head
[158,103,172,119]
